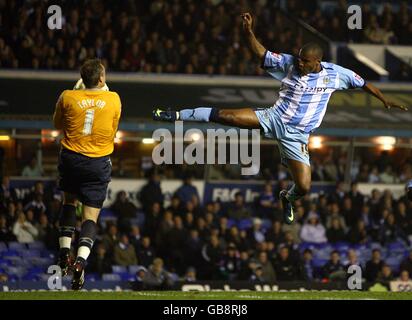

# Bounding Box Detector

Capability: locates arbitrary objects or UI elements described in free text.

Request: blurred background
[0,0,412,291]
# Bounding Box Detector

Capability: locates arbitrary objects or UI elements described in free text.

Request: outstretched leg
[153,107,261,129]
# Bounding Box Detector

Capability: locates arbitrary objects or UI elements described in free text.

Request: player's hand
[384,101,408,111]
[241,12,253,32]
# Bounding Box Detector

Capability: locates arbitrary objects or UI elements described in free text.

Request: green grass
[1,291,412,300]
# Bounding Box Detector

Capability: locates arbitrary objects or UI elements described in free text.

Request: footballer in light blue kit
[153,13,408,224]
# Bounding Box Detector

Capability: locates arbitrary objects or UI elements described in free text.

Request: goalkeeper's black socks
[58,204,77,255]
[75,219,97,264]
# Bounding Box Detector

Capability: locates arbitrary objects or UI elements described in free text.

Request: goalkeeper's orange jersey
[53,89,121,158]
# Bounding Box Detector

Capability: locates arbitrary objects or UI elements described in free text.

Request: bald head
[300,43,323,60]
[296,42,323,75]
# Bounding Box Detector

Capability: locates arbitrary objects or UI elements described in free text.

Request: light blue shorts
[255,108,310,167]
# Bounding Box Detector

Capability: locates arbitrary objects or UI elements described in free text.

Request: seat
[27,241,45,250]
[0,242,8,252]
[112,265,128,273]
[102,273,121,281]
[312,258,328,268]
[8,242,27,250]
[128,265,142,275]
[237,219,252,230]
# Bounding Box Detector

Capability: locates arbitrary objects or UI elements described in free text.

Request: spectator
[219,243,241,280]
[400,250,412,276]
[12,212,38,243]
[300,212,327,243]
[0,176,17,204]
[258,182,277,219]
[87,243,113,276]
[398,270,410,282]
[257,251,276,283]
[144,202,162,240]
[143,257,174,290]
[21,157,43,177]
[138,171,163,212]
[379,213,409,245]
[396,202,412,236]
[326,217,347,243]
[322,250,346,280]
[35,213,58,250]
[344,249,362,270]
[341,197,357,229]
[325,202,347,230]
[376,264,394,288]
[227,192,251,221]
[102,223,119,257]
[24,192,46,221]
[347,220,369,244]
[265,220,285,246]
[164,216,187,274]
[131,266,148,291]
[200,234,222,280]
[129,225,142,253]
[249,264,265,283]
[174,175,200,206]
[136,236,155,268]
[300,248,316,281]
[273,246,299,281]
[113,234,138,267]
[0,214,16,242]
[365,249,385,282]
[238,251,252,280]
[247,218,266,246]
[110,190,137,233]
[183,267,197,282]
[347,182,364,215]
[184,229,203,270]
[379,165,399,184]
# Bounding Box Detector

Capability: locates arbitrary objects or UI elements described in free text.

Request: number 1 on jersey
[83,109,95,135]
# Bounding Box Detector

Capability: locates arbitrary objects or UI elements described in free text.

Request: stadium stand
[1,0,411,78]
[1,175,412,286]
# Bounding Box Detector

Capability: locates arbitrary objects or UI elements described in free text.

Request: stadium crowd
[1,0,411,75]
[1,171,412,288]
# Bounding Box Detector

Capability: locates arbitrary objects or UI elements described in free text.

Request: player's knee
[219,110,237,123]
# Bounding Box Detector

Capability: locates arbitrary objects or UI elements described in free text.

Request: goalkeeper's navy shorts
[58,148,112,208]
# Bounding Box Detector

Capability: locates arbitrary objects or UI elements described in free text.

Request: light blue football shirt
[262,50,365,133]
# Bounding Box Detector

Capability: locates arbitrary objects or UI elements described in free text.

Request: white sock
[77,246,91,261]
[59,236,72,250]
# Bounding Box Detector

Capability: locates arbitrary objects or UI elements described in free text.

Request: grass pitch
[0,291,412,300]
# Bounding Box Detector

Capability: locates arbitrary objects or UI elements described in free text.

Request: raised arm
[241,12,266,61]
[362,82,408,111]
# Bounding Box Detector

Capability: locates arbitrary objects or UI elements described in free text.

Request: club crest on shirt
[323,76,330,85]
[354,72,362,81]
